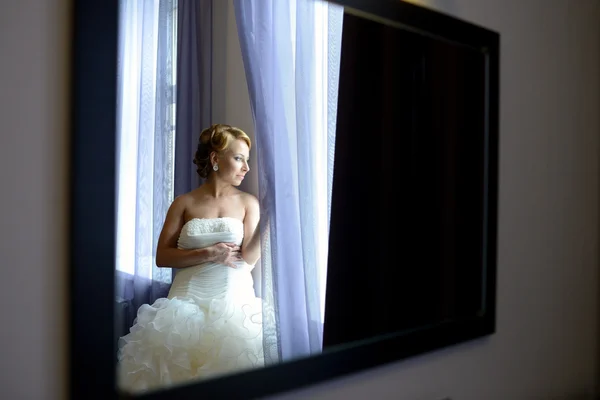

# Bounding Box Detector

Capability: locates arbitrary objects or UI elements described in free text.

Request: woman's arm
[241,194,261,266]
[156,195,241,269]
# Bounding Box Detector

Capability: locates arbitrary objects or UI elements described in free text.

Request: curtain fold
[114,0,178,341]
[234,0,343,361]
[174,0,213,196]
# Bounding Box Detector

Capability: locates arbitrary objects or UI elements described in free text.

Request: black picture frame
[69,0,499,399]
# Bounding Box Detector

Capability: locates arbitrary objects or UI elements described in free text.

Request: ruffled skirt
[117,296,264,393]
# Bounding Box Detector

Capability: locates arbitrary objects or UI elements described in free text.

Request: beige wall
[2,0,600,399]
[0,0,70,399]
[212,0,258,199]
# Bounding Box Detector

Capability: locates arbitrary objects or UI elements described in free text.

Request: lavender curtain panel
[114,0,178,341]
[174,0,213,196]
[233,0,343,361]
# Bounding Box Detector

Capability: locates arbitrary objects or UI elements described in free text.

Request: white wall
[1,0,599,399]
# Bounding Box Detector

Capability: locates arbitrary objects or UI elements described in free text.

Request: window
[115,0,178,284]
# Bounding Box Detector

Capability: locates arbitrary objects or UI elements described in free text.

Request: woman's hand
[208,242,243,268]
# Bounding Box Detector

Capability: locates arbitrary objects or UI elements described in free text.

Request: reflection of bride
[117,124,264,393]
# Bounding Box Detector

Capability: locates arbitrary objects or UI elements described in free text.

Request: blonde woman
[118,124,264,392]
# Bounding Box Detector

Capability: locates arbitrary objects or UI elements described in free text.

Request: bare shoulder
[240,191,259,210]
[239,192,259,221]
[167,192,194,216]
[172,192,193,207]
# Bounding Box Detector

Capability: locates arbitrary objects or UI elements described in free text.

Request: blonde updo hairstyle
[193,124,252,179]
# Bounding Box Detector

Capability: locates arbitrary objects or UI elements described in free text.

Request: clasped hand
[209,242,243,268]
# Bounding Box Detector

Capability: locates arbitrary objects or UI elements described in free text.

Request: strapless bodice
[168,217,256,301]
[177,217,245,249]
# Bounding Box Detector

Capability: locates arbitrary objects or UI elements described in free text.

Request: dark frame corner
[70,0,499,399]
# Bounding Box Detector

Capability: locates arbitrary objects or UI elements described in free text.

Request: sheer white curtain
[234,0,343,361]
[115,0,178,337]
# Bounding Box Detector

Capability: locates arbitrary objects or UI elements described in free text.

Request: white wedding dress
[117,217,264,393]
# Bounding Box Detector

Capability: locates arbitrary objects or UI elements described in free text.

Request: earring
[213,164,219,171]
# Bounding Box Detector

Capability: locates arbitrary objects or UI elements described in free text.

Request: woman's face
[213,139,250,186]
